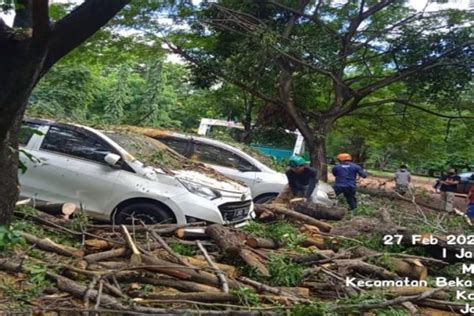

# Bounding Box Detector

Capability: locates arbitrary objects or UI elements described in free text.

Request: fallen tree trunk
[206,224,270,277]
[292,202,346,221]
[254,204,332,232]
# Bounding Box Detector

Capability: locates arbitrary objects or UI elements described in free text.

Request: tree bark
[0,118,22,225]
[307,131,329,181]
[0,0,130,225]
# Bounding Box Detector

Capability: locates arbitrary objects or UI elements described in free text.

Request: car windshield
[104,131,189,170]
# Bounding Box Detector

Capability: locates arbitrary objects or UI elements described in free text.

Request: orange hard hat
[336,153,352,161]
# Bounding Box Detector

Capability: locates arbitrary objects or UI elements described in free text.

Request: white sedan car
[18,118,254,225]
[138,128,336,206]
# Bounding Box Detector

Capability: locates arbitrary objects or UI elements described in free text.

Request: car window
[41,126,113,163]
[157,136,189,156]
[19,122,42,146]
[192,142,258,171]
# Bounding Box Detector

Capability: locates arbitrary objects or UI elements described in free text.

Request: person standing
[439,168,460,213]
[332,153,367,211]
[274,155,318,204]
[394,164,411,195]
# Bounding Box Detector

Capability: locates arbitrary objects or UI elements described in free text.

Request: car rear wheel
[254,194,278,204]
[114,202,175,225]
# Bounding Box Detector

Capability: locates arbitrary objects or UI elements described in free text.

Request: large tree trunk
[307,132,329,182]
[0,0,130,225]
[0,93,32,225]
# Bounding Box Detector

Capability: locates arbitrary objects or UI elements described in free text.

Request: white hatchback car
[139,128,336,206]
[18,118,254,226]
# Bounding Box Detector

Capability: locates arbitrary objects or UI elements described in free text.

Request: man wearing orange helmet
[332,153,367,211]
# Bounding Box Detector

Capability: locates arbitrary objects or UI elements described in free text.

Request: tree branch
[341,0,397,57]
[345,98,474,120]
[42,0,130,74]
[355,41,473,98]
[32,0,49,42]
[163,40,284,108]
[268,0,340,39]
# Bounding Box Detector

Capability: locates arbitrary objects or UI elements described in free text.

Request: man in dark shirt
[439,168,460,212]
[332,153,367,211]
[272,155,319,205]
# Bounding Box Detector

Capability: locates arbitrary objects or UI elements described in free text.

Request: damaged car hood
[173,170,248,194]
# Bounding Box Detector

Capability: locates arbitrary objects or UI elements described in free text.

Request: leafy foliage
[231,287,260,307]
[0,225,24,251]
[268,253,304,287]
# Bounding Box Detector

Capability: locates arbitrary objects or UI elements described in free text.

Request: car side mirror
[104,153,121,167]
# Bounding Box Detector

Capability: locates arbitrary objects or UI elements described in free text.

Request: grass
[169,243,196,256]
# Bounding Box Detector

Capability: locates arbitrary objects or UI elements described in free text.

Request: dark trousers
[334,186,357,210]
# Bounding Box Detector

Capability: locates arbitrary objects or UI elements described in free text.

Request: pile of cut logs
[0,200,467,315]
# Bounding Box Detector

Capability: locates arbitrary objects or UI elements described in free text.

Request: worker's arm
[357,165,368,178]
[286,171,298,195]
[305,169,318,199]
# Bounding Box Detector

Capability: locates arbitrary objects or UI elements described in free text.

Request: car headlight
[179,180,221,200]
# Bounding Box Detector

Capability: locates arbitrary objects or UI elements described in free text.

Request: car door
[18,121,45,199]
[20,124,121,217]
[190,141,259,189]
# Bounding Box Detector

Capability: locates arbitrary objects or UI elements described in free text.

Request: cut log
[332,259,398,280]
[240,248,270,277]
[277,287,310,299]
[84,239,114,251]
[351,246,428,280]
[292,202,346,221]
[84,247,128,263]
[20,232,84,257]
[205,224,243,255]
[141,254,242,289]
[237,276,310,303]
[245,236,279,249]
[134,292,239,303]
[47,272,126,309]
[154,249,236,278]
[417,299,468,313]
[88,261,129,270]
[206,224,270,277]
[130,273,222,293]
[36,202,76,219]
[384,287,449,300]
[254,204,332,232]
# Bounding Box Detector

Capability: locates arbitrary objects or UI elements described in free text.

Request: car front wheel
[114,202,175,225]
